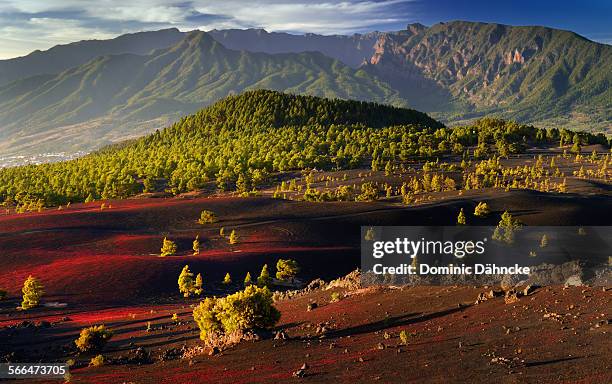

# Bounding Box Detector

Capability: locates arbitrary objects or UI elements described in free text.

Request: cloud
[0,0,415,59]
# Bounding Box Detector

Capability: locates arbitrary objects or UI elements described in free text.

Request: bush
[276,259,299,281]
[75,325,113,352]
[330,292,341,303]
[198,210,217,224]
[192,285,280,345]
[160,237,177,256]
[399,330,409,345]
[89,355,105,367]
[21,275,44,309]
[473,202,490,217]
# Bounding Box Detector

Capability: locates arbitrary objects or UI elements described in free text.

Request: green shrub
[330,292,341,303]
[89,355,105,367]
[192,285,280,343]
[473,202,490,217]
[399,330,409,345]
[198,210,218,224]
[275,259,299,281]
[75,325,113,352]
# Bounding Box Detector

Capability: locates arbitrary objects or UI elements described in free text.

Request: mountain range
[0,21,610,157]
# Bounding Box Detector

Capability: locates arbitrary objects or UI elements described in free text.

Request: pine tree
[275,259,300,281]
[457,208,466,225]
[178,265,195,297]
[192,235,200,255]
[228,230,238,245]
[195,273,203,296]
[540,234,548,248]
[492,211,521,244]
[161,237,177,256]
[21,275,44,309]
[257,264,272,288]
[244,272,252,287]
[223,273,232,285]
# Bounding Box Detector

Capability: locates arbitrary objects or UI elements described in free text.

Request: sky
[0,0,610,59]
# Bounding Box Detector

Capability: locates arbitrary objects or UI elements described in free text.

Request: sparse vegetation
[276,259,300,281]
[89,355,105,367]
[540,234,549,248]
[160,237,177,256]
[20,275,44,309]
[399,330,409,345]
[198,210,217,224]
[192,285,280,345]
[257,264,272,288]
[223,273,232,285]
[75,325,113,352]
[457,208,466,225]
[492,211,521,244]
[178,265,201,297]
[228,230,238,245]
[473,202,490,217]
[244,272,252,287]
[192,235,200,255]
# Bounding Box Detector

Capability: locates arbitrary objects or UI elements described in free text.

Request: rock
[504,289,520,304]
[486,289,503,299]
[564,275,583,287]
[292,363,308,378]
[307,302,318,311]
[274,330,288,340]
[307,279,326,291]
[523,284,539,296]
[377,343,385,350]
[475,292,487,304]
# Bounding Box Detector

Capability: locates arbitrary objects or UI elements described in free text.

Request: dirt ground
[0,157,610,383]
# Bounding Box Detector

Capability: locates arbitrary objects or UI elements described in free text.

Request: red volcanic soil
[1,191,611,306]
[0,190,611,383]
[2,285,610,384]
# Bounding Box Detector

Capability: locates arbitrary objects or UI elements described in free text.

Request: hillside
[208,22,611,131]
[0,32,406,156]
[208,28,384,68]
[0,22,609,158]
[0,90,444,206]
[364,21,612,128]
[0,28,185,87]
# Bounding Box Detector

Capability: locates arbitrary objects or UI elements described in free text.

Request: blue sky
[0,0,610,59]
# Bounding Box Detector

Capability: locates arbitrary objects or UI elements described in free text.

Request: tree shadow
[302,305,468,340]
[525,356,583,367]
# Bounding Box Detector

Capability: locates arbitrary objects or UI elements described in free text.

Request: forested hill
[163,90,443,132]
[1,90,607,210]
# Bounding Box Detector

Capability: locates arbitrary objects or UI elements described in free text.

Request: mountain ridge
[0,21,609,157]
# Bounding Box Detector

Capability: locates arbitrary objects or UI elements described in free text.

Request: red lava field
[1,189,611,383]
